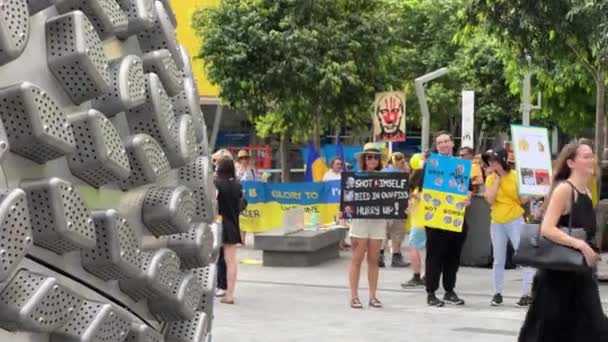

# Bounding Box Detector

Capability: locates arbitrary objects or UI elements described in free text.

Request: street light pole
[521,55,541,126]
[415,67,449,151]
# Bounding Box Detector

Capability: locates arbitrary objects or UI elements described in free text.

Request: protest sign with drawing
[510,125,552,196]
[340,172,409,219]
[415,154,471,233]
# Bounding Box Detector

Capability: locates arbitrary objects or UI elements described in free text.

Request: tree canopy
[465,0,607,139]
[193,0,406,145]
[194,0,604,151]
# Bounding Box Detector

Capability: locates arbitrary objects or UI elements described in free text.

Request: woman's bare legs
[367,239,383,300]
[224,243,238,302]
[349,238,368,300]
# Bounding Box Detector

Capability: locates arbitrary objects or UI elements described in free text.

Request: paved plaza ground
[211,244,608,342]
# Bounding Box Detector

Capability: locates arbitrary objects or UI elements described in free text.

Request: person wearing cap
[348,143,386,309]
[379,152,410,268]
[236,149,257,182]
[483,148,534,307]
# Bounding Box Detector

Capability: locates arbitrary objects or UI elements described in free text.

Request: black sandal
[350,298,363,309]
[369,298,383,308]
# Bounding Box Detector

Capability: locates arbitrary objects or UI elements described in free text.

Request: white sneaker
[216,289,226,297]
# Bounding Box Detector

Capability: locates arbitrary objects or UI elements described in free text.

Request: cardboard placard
[510,125,552,196]
[340,172,408,219]
[416,154,471,232]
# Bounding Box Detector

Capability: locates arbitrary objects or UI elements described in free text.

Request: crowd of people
[210,135,608,341]
[339,133,608,341]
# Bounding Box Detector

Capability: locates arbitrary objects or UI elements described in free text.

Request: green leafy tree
[393,0,517,141]
[466,0,608,155]
[193,0,405,179]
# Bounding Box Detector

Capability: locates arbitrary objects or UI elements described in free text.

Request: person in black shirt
[214,158,243,304]
[424,132,469,307]
[519,143,607,341]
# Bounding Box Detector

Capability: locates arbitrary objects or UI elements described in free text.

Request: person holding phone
[483,148,534,307]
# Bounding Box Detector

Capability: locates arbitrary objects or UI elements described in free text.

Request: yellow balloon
[410,153,423,170]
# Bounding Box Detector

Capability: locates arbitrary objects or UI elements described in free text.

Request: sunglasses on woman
[366,155,380,160]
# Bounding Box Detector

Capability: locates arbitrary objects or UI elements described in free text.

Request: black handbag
[239,194,248,213]
[513,184,588,271]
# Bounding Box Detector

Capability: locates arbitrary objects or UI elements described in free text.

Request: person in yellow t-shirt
[401,168,427,288]
[483,148,535,307]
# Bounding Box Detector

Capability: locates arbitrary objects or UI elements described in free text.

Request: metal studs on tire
[137,1,182,68]
[178,157,216,223]
[142,186,195,236]
[46,10,111,104]
[119,134,171,190]
[26,0,53,14]
[53,0,129,40]
[119,248,181,301]
[0,269,83,333]
[51,300,131,342]
[0,189,33,282]
[21,178,96,254]
[81,209,142,281]
[172,78,206,142]
[67,109,131,187]
[148,271,203,321]
[162,223,212,269]
[142,49,183,96]
[0,82,76,163]
[116,0,156,38]
[126,73,180,167]
[92,55,146,116]
[193,265,216,326]
[126,322,164,342]
[164,312,208,342]
[0,0,29,65]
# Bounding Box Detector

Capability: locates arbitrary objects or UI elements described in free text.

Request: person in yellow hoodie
[483,148,535,307]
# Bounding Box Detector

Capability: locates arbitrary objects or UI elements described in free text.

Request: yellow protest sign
[415,154,471,232]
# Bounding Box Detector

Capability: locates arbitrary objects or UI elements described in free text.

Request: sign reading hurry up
[340,172,409,219]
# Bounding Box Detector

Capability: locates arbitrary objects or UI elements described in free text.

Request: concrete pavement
[212,245,608,342]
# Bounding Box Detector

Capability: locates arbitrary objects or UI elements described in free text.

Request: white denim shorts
[350,219,386,240]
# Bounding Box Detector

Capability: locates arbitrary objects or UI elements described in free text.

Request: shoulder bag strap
[537,181,576,242]
[564,181,576,234]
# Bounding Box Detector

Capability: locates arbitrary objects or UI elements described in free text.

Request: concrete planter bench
[254,227,348,267]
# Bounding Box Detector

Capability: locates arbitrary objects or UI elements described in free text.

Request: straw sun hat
[355,142,388,164]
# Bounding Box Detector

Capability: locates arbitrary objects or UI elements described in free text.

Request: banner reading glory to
[416,154,471,232]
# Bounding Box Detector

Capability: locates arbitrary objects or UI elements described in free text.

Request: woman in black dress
[519,143,608,342]
[214,158,243,304]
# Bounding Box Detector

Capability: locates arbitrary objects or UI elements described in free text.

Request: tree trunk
[595,72,606,252]
[476,122,487,154]
[334,125,341,144]
[596,73,605,164]
[313,108,321,151]
[279,132,290,182]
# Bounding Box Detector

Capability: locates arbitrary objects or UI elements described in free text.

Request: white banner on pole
[461,91,475,148]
